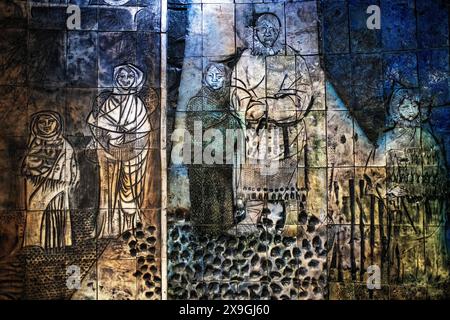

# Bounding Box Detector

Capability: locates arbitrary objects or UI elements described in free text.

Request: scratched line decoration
[0,0,163,300]
[0,0,448,300]
[166,0,450,300]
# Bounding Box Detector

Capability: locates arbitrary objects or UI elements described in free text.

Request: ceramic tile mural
[0,0,164,300]
[0,0,449,300]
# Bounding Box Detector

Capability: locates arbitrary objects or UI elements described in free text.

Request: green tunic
[186,86,241,236]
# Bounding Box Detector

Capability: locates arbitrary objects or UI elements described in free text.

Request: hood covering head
[202,62,230,98]
[112,63,145,95]
[202,63,229,87]
[30,111,63,140]
[23,111,66,180]
[388,88,423,128]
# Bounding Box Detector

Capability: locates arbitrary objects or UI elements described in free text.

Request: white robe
[231,49,312,202]
[88,93,151,238]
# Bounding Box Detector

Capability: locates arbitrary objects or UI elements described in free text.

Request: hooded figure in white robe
[87,64,151,238]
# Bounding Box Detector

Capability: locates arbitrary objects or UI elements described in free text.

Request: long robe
[22,113,78,250]
[384,126,448,283]
[88,70,151,238]
[185,86,240,235]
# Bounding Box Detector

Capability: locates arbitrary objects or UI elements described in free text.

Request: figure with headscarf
[185,63,241,236]
[22,111,78,250]
[87,64,151,238]
[231,12,314,235]
[378,88,448,283]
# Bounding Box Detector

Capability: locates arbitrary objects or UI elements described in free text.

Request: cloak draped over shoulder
[87,64,152,238]
[22,111,78,250]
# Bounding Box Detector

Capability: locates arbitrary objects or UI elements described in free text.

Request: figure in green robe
[186,63,241,236]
